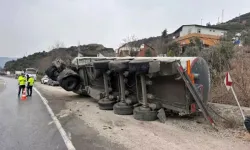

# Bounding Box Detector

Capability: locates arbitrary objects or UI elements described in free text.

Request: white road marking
[48,121,54,125]
[34,87,76,150]
[68,132,72,140]
[0,79,6,90]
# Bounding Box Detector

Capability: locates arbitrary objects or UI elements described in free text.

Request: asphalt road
[0,77,67,150]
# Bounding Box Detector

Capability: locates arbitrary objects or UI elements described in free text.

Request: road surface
[0,77,67,150]
[1,76,249,150]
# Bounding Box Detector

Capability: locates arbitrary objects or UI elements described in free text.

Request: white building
[117,44,140,57]
[172,24,227,39]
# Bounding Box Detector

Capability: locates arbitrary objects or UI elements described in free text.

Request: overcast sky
[0,0,250,57]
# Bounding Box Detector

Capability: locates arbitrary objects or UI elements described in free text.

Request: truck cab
[25,68,37,81]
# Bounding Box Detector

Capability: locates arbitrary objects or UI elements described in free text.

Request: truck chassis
[45,56,211,121]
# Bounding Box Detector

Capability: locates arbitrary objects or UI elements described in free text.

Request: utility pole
[239,13,241,23]
[221,9,224,23]
[77,41,83,57]
[201,18,203,25]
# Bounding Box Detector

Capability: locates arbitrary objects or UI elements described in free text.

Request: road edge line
[34,87,76,150]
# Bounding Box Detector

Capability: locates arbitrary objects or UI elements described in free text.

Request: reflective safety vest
[18,76,26,86]
[28,77,35,86]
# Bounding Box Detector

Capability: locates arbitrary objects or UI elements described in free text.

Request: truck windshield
[26,69,36,74]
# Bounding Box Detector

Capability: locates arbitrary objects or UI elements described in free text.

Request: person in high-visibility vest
[18,73,26,96]
[27,76,35,96]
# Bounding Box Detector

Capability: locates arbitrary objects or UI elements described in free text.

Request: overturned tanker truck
[45,56,213,122]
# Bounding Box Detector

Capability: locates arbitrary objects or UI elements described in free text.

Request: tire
[133,106,158,121]
[109,60,130,72]
[244,116,250,133]
[57,68,80,91]
[60,76,79,91]
[45,66,59,81]
[113,102,133,115]
[52,58,66,72]
[93,60,110,72]
[98,99,116,110]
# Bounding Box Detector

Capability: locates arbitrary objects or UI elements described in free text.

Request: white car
[41,76,49,84]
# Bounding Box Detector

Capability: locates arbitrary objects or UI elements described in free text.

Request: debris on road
[157,108,167,123]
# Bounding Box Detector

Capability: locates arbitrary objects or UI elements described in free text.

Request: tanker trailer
[45,56,211,121]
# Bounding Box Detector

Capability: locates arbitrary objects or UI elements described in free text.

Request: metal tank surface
[45,56,211,121]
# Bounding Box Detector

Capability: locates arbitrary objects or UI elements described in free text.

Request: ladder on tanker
[175,60,217,131]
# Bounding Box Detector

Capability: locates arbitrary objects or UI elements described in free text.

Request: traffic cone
[21,88,27,100]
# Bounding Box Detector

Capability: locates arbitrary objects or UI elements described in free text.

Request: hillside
[0,57,16,68]
[126,12,250,52]
[215,12,250,32]
[4,44,115,73]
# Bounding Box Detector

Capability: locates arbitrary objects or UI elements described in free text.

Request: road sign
[224,72,232,91]
[223,72,246,125]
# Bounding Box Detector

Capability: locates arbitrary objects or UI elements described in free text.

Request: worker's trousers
[27,86,33,96]
[18,85,25,96]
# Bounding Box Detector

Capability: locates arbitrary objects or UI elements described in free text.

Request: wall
[180,26,226,37]
[175,33,221,46]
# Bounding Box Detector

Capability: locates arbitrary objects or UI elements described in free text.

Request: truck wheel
[113,102,133,115]
[45,66,59,81]
[60,76,79,91]
[244,116,250,133]
[133,106,157,121]
[98,99,116,110]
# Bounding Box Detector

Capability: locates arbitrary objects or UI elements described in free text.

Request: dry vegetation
[211,46,250,107]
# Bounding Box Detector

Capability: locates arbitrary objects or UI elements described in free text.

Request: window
[213,30,215,32]
[197,29,201,33]
[25,68,36,74]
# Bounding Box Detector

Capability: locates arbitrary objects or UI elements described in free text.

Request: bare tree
[50,41,65,50]
[121,35,137,44]
[118,35,138,56]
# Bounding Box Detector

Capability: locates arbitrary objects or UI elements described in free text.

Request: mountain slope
[4,44,115,72]
[214,12,250,33]
[0,57,16,68]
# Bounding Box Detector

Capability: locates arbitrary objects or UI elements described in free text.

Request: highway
[1,76,249,150]
[0,77,67,150]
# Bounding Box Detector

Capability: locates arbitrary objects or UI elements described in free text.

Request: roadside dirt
[35,83,126,150]
[0,78,6,93]
[35,83,250,150]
